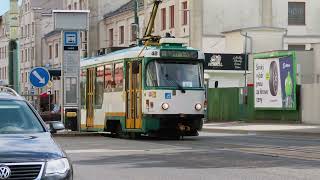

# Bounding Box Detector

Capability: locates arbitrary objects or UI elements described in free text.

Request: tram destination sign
[204,53,248,71]
[160,50,198,59]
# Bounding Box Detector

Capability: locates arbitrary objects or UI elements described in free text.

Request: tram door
[86,68,95,128]
[126,61,142,129]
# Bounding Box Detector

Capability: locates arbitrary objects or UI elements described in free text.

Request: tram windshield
[146,60,203,88]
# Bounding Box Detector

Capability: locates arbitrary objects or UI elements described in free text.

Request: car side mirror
[47,121,65,134]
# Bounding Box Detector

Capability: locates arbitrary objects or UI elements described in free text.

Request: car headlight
[45,158,70,176]
[195,103,202,111]
[161,103,169,110]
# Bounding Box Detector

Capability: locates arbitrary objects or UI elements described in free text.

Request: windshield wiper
[165,74,186,93]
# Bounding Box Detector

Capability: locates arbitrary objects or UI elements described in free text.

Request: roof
[44,30,61,38]
[222,26,287,34]
[81,42,201,68]
[104,0,144,19]
[81,46,146,67]
[26,0,64,14]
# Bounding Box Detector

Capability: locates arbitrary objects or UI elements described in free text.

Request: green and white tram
[80,38,205,137]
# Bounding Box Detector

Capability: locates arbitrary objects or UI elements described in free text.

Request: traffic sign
[64,31,78,46]
[29,67,50,88]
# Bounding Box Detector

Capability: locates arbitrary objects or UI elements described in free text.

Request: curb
[52,132,107,137]
[202,128,320,137]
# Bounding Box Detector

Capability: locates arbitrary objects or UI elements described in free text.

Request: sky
[0,0,21,15]
[0,0,10,15]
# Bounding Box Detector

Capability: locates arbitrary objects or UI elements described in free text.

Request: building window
[24,25,27,38]
[119,26,124,45]
[21,50,24,62]
[170,5,175,28]
[28,48,31,62]
[32,22,35,35]
[49,45,52,59]
[68,4,72,10]
[131,24,137,42]
[74,2,78,10]
[25,49,28,62]
[55,44,59,58]
[28,24,31,37]
[21,27,24,38]
[288,44,306,51]
[182,1,188,25]
[109,29,114,47]
[84,31,88,42]
[31,47,34,60]
[161,8,166,30]
[288,2,305,25]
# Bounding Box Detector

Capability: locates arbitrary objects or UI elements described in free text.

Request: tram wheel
[129,132,141,139]
[111,123,123,138]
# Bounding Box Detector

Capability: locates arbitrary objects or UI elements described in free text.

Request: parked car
[0,86,72,180]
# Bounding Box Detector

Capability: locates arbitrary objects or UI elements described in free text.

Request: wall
[301,44,320,124]
[207,87,300,122]
[202,0,261,36]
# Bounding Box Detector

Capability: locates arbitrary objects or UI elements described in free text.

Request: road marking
[66,147,195,154]
[66,149,145,153]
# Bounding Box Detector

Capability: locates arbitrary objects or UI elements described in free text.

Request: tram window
[146,60,202,88]
[80,70,86,107]
[95,66,104,108]
[115,63,124,90]
[105,64,114,91]
[146,61,158,86]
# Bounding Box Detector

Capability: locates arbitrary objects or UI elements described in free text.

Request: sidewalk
[203,122,320,136]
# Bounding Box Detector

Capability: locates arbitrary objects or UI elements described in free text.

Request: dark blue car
[0,87,72,180]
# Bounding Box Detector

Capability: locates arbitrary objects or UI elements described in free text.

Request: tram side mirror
[47,121,65,134]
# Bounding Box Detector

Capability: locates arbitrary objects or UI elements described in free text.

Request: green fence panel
[207,86,300,122]
[207,88,239,121]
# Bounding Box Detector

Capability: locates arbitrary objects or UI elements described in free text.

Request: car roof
[0,94,25,101]
[0,87,25,101]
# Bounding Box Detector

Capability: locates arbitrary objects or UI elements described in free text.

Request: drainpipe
[282,29,288,50]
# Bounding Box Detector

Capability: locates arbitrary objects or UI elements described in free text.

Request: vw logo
[0,166,11,179]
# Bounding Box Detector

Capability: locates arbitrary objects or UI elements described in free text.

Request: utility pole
[134,0,140,44]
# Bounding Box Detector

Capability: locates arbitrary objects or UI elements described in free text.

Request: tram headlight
[195,103,202,111]
[162,103,169,110]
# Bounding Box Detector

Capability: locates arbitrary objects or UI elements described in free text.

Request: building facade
[190,0,320,53]
[0,0,19,89]
[0,14,10,86]
[100,0,144,52]
[19,0,63,94]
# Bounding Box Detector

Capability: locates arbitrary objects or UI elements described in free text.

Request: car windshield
[0,100,44,134]
[146,60,203,88]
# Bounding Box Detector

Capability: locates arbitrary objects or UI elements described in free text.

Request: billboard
[204,53,248,71]
[254,52,296,110]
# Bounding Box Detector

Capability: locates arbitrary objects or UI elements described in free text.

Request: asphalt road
[55,132,320,180]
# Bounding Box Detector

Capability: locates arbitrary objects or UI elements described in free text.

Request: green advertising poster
[254,51,297,110]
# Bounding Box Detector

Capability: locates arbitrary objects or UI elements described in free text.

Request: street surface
[55,132,320,180]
